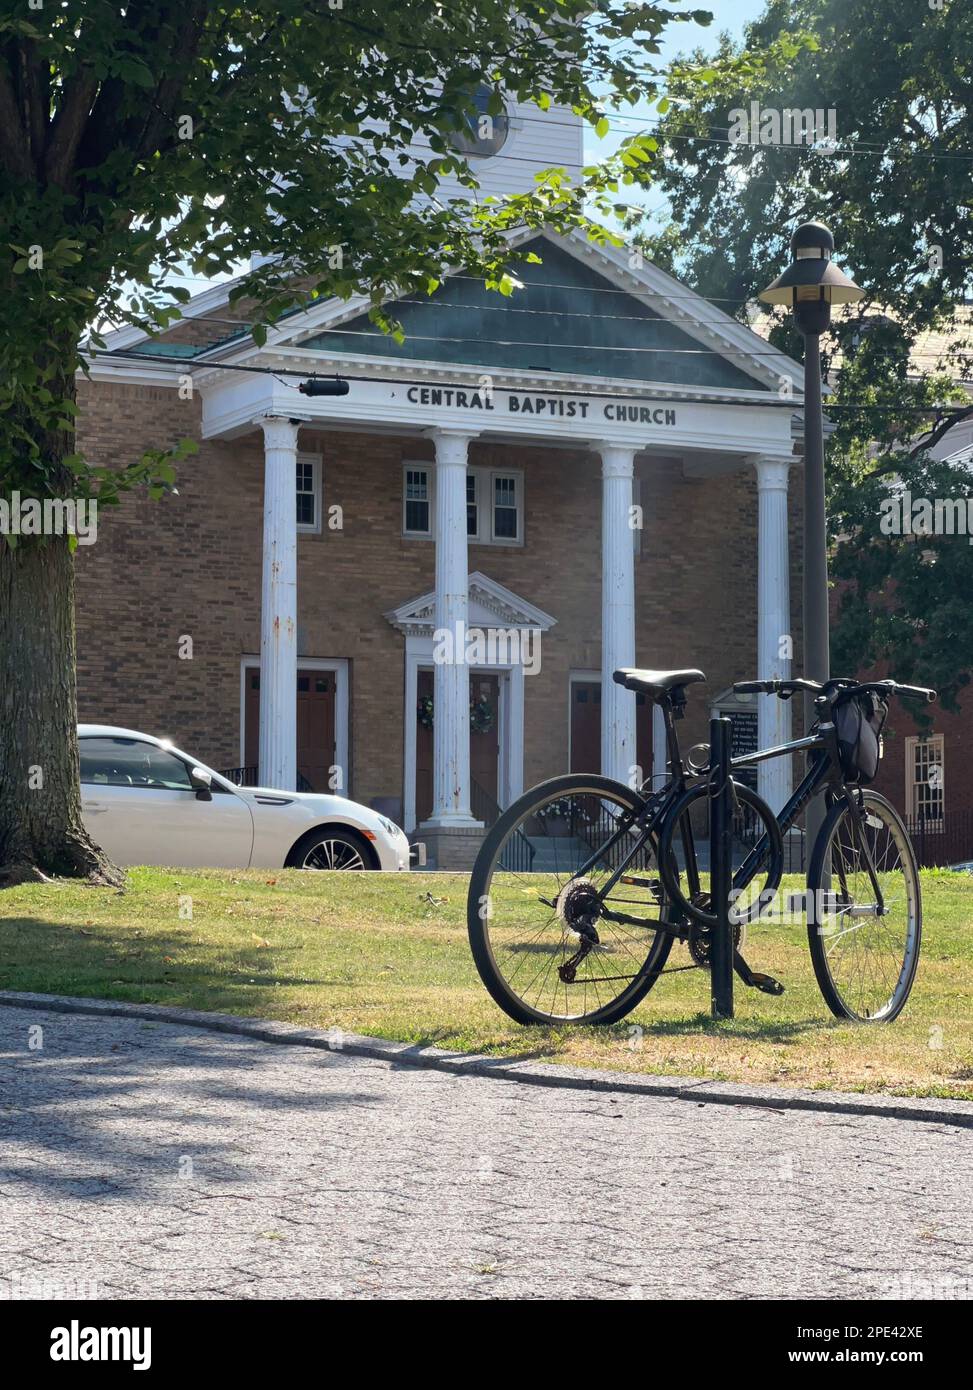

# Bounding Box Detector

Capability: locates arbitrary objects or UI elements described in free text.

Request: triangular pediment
[93,227,803,400]
[385,572,557,635]
[297,236,769,392]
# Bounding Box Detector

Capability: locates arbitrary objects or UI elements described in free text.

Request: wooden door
[415,670,434,825]
[415,670,501,824]
[244,668,260,772]
[297,671,336,792]
[570,681,653,784]
[244,667,336,792]
[470,674,500,806]
[570,681,601,773]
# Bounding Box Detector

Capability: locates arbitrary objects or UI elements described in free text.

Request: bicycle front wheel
[807,790,921,1022]
[467,775,677,1026]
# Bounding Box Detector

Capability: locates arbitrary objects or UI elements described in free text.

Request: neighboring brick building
[74,103,809,867]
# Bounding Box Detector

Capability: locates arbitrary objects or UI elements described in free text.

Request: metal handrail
[472,777,535,871]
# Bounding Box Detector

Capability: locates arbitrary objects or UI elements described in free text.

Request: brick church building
[74,96,811,866]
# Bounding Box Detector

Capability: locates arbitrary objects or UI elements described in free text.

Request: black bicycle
[467,666,936,1027]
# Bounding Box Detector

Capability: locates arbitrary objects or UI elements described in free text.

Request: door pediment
[385,572,556,637]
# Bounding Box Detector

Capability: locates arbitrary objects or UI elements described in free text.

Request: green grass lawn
[1,866,971,1100]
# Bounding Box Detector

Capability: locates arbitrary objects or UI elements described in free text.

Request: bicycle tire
[807,790,921,1023]
[467,774,677,1026]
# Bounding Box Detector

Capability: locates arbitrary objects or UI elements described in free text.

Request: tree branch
[864,405,973,479]
[0,55,34,180]
[45,68,100,187]
[18,39,48,167]
[132,1,210,162]
[72,0,190,175]
[905,404,973,460]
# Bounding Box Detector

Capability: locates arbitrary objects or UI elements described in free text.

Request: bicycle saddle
[612,667,706,699]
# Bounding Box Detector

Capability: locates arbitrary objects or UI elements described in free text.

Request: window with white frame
[906,734,944,826]
[296,452,322,533]
[404,466,431,535]
[491,472,520,542]
[403,464,523,544]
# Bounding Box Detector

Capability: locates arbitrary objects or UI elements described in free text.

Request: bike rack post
[709,716,734,1020]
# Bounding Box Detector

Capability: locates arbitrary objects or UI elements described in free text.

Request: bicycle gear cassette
[688,919,745,967]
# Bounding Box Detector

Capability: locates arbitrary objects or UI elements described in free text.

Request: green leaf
[115,57,156,88]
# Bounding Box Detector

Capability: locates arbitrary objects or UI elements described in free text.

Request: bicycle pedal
[620,875,662,894]
[750,972,785,996]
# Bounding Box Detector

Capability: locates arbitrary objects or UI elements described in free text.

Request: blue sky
[657,0,767,64]
[586,0,771,220]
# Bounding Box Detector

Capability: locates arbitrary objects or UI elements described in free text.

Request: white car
[78,725,414,871]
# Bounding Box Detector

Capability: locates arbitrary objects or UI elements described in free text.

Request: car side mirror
[190,766,213,801]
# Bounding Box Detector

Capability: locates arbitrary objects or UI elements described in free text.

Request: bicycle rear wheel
[467,775,677,1025]
[807,790,921,1022]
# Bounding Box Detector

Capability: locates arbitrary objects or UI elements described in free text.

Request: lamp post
[758,223,863,848]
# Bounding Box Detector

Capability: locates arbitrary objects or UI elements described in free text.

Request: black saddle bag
[834,691,889,784]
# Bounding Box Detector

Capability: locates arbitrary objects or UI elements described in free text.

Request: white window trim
[402,462,524,546]
[402,461,433,537]
[296,451,323,535]
[489,469,523,545]
[905,733,945,827]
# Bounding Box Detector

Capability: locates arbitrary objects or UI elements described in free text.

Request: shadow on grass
[625,1012,835,1044]
[0,914,353,1004]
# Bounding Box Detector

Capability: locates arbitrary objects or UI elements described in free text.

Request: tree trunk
[0,535,123,886]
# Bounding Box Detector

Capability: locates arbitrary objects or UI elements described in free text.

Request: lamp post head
[759,221,864,334]
[791,221,834,258]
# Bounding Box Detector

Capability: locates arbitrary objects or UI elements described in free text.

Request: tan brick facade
[74,376,805,817]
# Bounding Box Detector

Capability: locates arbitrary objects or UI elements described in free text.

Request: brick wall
[75,380,263,771]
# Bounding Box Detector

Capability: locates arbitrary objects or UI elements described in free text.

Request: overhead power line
[88,349,972,414]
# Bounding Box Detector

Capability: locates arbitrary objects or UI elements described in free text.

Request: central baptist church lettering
[405,386,676,426]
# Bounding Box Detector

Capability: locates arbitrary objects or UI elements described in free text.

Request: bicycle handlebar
[733,677,937,704]
[733,678,821,698]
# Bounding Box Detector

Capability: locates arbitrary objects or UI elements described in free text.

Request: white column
[259,416,300,791]
[753,454,794,812]
[597,444,638,786]
[424,429,480,826]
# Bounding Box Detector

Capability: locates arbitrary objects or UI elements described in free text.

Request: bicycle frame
[562,703,887,932]
[730,719,888,916]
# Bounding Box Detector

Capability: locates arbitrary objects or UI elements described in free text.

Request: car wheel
[285,827,377,871]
